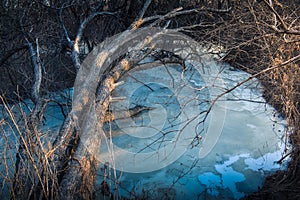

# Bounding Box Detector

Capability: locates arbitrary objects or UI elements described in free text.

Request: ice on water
[101,61,289,199]
[0,60,289,199]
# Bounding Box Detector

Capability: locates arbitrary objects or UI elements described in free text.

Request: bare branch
[262,0,300,35]
[144,6,231,27]
[262,0,288,31]
[130,0,152,30]
[136,0,152,20]
[60,3,116,72]
[203,53,300,123]
[27,38,42,103]
[59,4,73,46]
[73,11,116,71]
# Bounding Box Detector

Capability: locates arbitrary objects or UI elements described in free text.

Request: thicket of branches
[0,0,299,199]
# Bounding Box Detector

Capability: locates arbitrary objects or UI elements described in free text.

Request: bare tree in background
[0,0,299,199]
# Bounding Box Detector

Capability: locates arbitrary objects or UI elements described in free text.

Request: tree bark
[56,28,161,199]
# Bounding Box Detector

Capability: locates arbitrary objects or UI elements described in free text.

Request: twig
[148,6,232,27]
[262,0,288,31]
[130,5,231,29]
[1,96,47,198]
[203,53,300,123]
[262,0,300,35]
[59,3,73,46]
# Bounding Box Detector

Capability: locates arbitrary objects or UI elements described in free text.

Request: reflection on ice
[197,141,287,199]
[214,156,246,199]
[197,172,222,196]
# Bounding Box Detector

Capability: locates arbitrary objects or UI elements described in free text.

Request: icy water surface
[0,61,289,199]
[99,61,289,199]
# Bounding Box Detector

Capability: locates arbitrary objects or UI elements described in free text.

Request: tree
[0,0,299,199]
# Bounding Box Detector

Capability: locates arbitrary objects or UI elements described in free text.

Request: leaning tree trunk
[54,26,205,199]
[54,28,162,199]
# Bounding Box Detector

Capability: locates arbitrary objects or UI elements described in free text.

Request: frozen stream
[0,60,289,199]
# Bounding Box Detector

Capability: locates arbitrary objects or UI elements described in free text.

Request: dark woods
[0,0,299,199]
